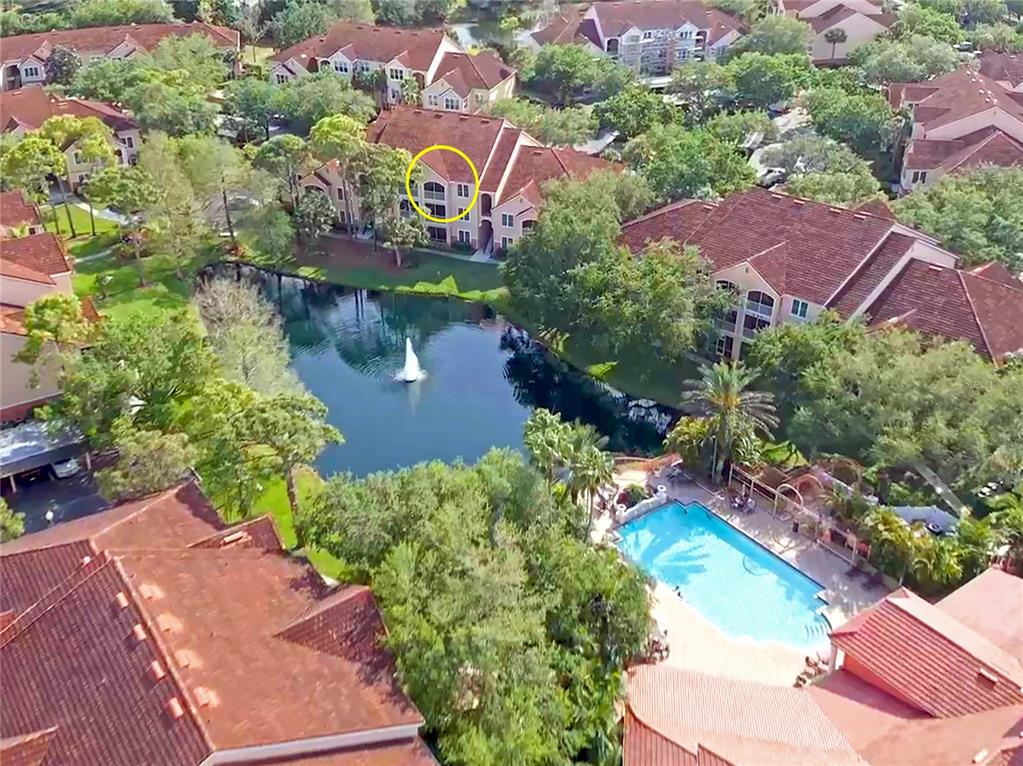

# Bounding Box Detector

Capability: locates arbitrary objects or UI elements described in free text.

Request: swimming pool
[616,501,831,650]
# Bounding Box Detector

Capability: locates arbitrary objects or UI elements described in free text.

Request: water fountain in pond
[396,336,425,382]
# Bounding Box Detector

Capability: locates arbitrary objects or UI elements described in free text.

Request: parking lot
[3,470,108,534]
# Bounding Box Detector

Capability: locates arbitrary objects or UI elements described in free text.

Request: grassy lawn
[294,246,507,303]
[73,248,220,321]
[242,44,276,66]
[45,203,121,259]
[250,467,353,581]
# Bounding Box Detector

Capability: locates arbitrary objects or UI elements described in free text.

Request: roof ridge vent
[792,199,805,206]
[852,213,867,220]
[174,648,201,668]
[139,583,164,600]
[194,686,221,707]
[977,667,999,684]
[156,613,183,633]
[148,660,167,681]
[220,531,248,546]
[114,592,130,609]
[131,623,147,642]
[928,264,944,272]
[166,697,185,719]
[828,207,842,214]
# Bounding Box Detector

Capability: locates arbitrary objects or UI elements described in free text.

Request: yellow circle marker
[404,145,479,224]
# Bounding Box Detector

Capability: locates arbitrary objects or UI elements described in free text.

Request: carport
[0,420,88,493]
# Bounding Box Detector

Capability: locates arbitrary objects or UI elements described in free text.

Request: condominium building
[530,0,746,76]
[268,24,516,111]
[779,0,895,64]
[890,66,1023,193]
[300,107,612,256]
[621,188,1023,363]
[0,22,239,91]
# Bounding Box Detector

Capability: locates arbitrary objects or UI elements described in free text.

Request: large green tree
[624,123,755,201]
[294,448,651,765]
[726,52,813,109]
[593,84,681,139]
[893,166,1023,270]
[850,34,960,83]
[487,99,597,146]
[668,362,778,480]
[803,87,896,160]
[731,14,814,55]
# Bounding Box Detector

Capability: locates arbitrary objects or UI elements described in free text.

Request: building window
[745,290,775,320]
[123,135,134,148]
[642,31,653,40]
[607,39,619,56]
[626,35,639,43]
[427,225,447,242]
[715,335,734,358]
[333,60,350,74]
[476,93,486,106]
[388,67,404,81]
[357,62,370,73]
[790,299,809,319]
[501,236,513,249]
[911,170,928,184]
[72,150,84,165]
[444,96,460,110]
[457,207,465,216]
[678,49,689,60]
[23,65,41,79]
[716,280,739,331]
[423,181,445,201]
[456,183,470,198]
[521,219,535,231]
[679,29,692,39]
[742,313,771,340]
[458,229,471,244]
[501,213,513,227]
[274,72,288,84]
[428,94,438,106]
[389,88,400,101]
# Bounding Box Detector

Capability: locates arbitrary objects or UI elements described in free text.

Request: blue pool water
[617,501,831,649]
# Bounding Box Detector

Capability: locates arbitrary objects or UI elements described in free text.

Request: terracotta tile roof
[187,515,283,551]
[980,52,1023,88]
[589,0,744,37]
[969,261,1021,288]
[270,24,449,72]
[0,552,213,766]
[1,232,71,278]
[625,708,699,766]
[626,665,864,766]
[906,127,1023,173]
[0,22,238,64]
[0,480,432,765]
[499,145,613,204]
[369,107,506,183]
[531,13,602,47]
[0,482,225,596]
[827,231,916,316]
[830,587,1023,717]
[621,188,898,304]
[0,85,136,134]
[0,259,54,285]
[433,51,515,97]
[0,190,43,231]
[854,198,895,220]
[809,669,1023,766]
[479,127,522,192]
[0,727,58,766]
[0,540,94,615]
[863,259,1023,362]
[895,67,1023,134]
[114,551,423,749]
[809,5,895,32]
[938,569,1023,664]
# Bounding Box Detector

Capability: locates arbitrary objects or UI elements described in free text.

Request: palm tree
[564,423,614,538]
[988,484,1023,570]
[523,408,570,486]
[678,362,778,482]
[825,28,848,61]
[864,508,914,584]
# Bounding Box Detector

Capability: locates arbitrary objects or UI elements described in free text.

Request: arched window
[423,181,445,202]
[745,291,775,319]
[606,39,619,56]
[716,280,739,331]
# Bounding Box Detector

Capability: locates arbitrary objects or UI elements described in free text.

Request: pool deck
[604,472,888,687]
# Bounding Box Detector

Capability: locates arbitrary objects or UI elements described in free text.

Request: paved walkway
[602,470,887,687]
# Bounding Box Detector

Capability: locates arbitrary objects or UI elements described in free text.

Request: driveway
[4,471,109,534]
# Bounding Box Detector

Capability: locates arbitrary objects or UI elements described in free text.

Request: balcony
[423,189,445,202]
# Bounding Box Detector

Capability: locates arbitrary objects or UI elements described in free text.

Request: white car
[52,458,81,479]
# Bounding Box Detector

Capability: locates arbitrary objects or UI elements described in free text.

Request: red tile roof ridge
[185,514,283,552]
[0,726,59,766]
[0,550,109,647]
[957,268,996,362]
[621,198,712,229]
[0,259,55,286]
[112,554,217,753]
[277,583,373,638]
[968,261,1022,289]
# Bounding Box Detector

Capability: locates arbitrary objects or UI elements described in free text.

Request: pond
[217,266,678,477]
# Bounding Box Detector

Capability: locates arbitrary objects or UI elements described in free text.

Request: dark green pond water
[220,266,676,477]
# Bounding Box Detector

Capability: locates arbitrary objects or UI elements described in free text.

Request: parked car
[757,167,787,188]
[52,458,81,479]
